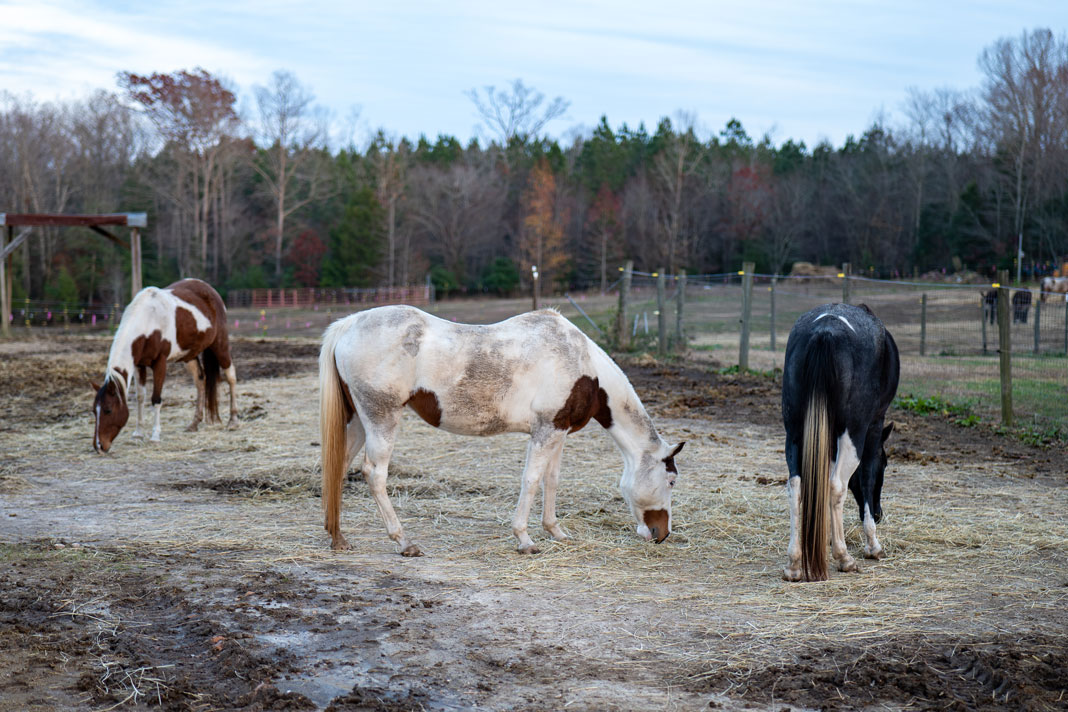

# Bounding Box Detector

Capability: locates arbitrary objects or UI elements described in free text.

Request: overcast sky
[2,0,1066,148]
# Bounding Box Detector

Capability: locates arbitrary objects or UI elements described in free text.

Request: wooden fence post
[656,268,666,356]
[920,292,927,356]
[842,262,852,304]
[0,227,8,338]
[997,270,1012,427]
[1033,295,1040,354]
[675,269,686,351]
[739,261,755,371]
[981,295,988,355]
[616,260,633,349]
[531,265,539,311]
[769,276,777,352]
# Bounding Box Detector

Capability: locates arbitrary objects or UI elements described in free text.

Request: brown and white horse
[319,305,684,556]
[92,278,237,453]
[1040,276,1068,302]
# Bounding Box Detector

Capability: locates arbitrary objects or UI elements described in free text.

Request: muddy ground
[1,335,1066,711]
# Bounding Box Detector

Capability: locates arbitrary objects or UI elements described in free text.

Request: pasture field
[1,330,1066,711]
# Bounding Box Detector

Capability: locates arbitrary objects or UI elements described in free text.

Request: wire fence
[617,269,1067,433]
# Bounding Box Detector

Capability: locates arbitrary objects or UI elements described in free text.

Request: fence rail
[227,284,432,309]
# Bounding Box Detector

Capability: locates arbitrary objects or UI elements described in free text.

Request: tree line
[2,28,1067,306]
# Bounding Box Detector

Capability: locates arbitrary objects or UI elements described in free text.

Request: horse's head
[91,378,129,453]
[621,441,684,543]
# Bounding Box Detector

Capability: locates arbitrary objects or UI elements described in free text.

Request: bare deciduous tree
[253,70,333,279]
[466,79,569,144]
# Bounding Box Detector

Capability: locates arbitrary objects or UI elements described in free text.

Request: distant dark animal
[1012,289,1032,324]
[91,278,238,453]
[781,303,900,582]
[982,289,998,325]
[1040,276,1068,302]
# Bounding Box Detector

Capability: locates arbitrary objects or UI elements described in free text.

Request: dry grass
[3,347,1067,689]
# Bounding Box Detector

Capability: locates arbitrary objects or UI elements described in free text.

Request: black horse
[781,303,900,582]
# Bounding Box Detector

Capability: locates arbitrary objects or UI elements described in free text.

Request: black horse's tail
[800,333,839,582]
[202,348,221,423]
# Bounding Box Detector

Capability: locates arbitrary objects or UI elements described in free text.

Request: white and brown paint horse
[92,278,237,453]
[781,303,900,582]
[320,305,684,556]
[1040,276,1068,302]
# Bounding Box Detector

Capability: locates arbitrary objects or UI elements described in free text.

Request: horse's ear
[90,381,100,393]
[670,441,685,457]
[882,422,895,442]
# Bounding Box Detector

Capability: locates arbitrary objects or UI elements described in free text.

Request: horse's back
[329,306,595,436]
[783,304,898,434]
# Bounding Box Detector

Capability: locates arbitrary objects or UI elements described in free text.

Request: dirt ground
[1,335,1066,711]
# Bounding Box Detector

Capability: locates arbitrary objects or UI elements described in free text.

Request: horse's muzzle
[643,509,670,544]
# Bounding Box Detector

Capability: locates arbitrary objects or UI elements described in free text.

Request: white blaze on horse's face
[621,441,684,543]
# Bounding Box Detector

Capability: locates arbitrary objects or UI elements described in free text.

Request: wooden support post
[1,226,9,338]
[130,227,143,298]
[0,228,8,339]
[675,269,686,351]
[770,276,777,352]
[997,270,1012,427]
[739,261,755,371]
[531,265,539,311]
[1033,295,1040,354]
[920,293,927,356]
[981,295,988,355]
[842,262,852,304]
[616,260,633,349]
[656,268,666,356]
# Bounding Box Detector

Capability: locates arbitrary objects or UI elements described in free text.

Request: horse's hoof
[330,536,352,551]
[518,545,540,555]
[186,423,199,432]
[864,548,884,560]
[150,434,161,443]
[131,431,144,439]
[546,525,570,541]
[400,544,423,557]
[838,558,859,573]
[226,420,240,431]
[782,566,803,582]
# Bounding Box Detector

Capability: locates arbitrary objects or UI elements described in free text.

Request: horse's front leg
[513,428,565,554]
[131,366,148,438]
[541,434,570,542]
[363,413,421,557]
[185,360,205,432]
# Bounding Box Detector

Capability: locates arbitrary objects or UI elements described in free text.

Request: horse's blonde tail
[801,390,830,581]
[320,321,353,550]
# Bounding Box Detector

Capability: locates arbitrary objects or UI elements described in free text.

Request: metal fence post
[739,261,755,370]
[920,292,927,356]
[997,271,1012,427]
[656,268,666,356]
[842,262,851,304]
[616,260,633,349]
[675,269,686,351]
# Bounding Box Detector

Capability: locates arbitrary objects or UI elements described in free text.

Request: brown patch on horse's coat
[553,376,599,432]
[130,330,171,368]
[643,509,670,543]
[553,376,614,433]
[406,388,442,428]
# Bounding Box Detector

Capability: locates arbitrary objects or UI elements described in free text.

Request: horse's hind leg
[782,440,804,581]
[363,412,420,557]
[131,366,148,438]
[830,432,861,573]
[540,435,569,541]
[224,363,239,430]
[185,359,205,432]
